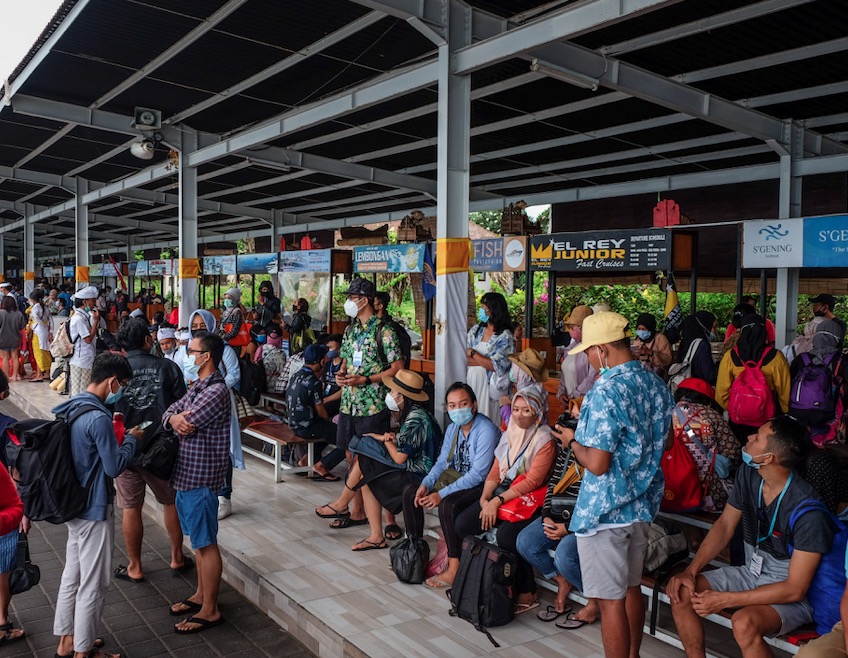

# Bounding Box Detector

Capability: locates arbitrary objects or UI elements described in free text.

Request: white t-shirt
[69,309,96,368]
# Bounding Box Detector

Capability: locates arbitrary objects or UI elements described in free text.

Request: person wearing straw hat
[499,348,549,426]
[553,312,674,658]
[556,305,596,409]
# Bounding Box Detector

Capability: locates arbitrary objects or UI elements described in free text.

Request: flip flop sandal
[329,515,368,529]
[0,623,26,646]
[536,604,573,622]
[113,565,145,583]
[174,615,225,635]
[425,576,451,588]
[170,556,194,575]
[351,539,388,551]
[384,524,402,540]
[555,612,590,630]
[315,504,348,518]
[55,637,104,657]
[515,599,541,616]
[310,472,341,482]
[169,598,203,617]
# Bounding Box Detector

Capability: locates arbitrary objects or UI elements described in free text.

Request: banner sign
[741,215,848,269]
[202,256,237,276]
[63,266,75,278]
[88,263,103,277]
[802,214,848,268]
[470,237,527,272]
[134,260,149,276]
[742,218,804,268]
[530,229,671,272]
[279,249,332,272]
[148,259,173,276]
[237,253,279,274]
[353,244,425,273]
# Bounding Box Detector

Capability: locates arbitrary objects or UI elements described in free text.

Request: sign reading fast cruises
[530,229,671,272]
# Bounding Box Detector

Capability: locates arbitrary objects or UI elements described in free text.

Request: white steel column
[75,178,89,291]
[434,0,471,420]
[0,231,5,282]
[24,205,35,297]
[774,121,802,349]
[178,131,199,327]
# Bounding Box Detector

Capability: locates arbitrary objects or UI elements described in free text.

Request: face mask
[184,354,203,378]
[326,349,339,359]
[595,346,609,375]
[105,381,123,405]
[165,346,177,355]
[508,364,518,383]
[292,305,299,312]
[477,308,489,324]
[708,331,717,341]
[741,449,771,470]
[255,335,267,344]
[814,310,826,318]
[636,329,652,341]
[344,298,361,318]
[223,298,233,309]
[448,407,474,426]
[385,392,401,412]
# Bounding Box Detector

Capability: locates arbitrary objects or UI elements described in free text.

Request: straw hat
[385,369,429,402]
[507,348,549,382]
[564,305,592,327]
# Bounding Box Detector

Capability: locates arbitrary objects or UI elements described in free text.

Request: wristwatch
[364,375,372,385]
[567,438,577,450]
[496,494,505,504]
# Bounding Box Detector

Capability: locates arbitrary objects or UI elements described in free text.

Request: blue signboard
[237,253,279,274]
[63,266,75,277]
[353,244,425,273]
[471,239,504,272]
[279,249,332,272]
[803,214,848,268]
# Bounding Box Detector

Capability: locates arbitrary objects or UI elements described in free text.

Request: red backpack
[660,417,702,512]
[728,347,776,427]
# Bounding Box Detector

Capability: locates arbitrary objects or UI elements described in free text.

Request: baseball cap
[568,312,632,354]
[303,344,329,365]
[811,294,837,309]
[342,277,376,298]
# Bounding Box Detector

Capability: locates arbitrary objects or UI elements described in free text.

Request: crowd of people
[0,275,847,658]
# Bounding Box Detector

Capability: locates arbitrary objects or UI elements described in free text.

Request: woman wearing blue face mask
[219,287,245,347]
[466,292,515,425]
[634,313,673,377]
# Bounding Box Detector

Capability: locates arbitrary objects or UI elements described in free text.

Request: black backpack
[5,403,102,524]
[376,319,412,369]
[448,536,516,647]
[238,355,268,406]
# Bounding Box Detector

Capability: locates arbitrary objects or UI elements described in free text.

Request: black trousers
[400,484,484,560]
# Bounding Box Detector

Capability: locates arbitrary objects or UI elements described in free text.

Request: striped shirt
[165,371,231,492]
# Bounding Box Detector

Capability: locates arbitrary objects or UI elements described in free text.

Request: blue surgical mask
[477,308,489,324]
[326,349,339,359]
[595,346,610,375]
[741,449,771,470]
[448,407,474,426]
[708,331,717,341]
[636,329,652,341]
[223,298,233,309]
[105,382,123,405]
[184,354,201,379]
[255,335,267,344]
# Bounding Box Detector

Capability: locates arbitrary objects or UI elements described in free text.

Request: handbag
[497,474,547,522]
[674,407,732,480]
[9,532,40,595]
[660,428,702,512]
[390,534,430,584]
[138,429,179,481]
[224,321,252,347]
[433,426,464,492]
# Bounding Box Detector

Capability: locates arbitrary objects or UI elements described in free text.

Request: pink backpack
[728,347,776,426]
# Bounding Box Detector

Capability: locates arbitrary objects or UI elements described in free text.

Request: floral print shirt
[571,360,674,534]
[466,324,515,380]
[396,406,441,476]
[340,315,401,417]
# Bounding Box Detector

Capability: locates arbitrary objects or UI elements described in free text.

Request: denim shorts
[175,487,218,550]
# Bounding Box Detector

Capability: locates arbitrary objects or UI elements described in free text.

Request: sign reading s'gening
[742,215,848,268]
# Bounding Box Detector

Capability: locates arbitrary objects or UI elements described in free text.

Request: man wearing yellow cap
[552,312,674,658]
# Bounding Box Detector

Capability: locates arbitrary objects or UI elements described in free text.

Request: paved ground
[1,397,314,658]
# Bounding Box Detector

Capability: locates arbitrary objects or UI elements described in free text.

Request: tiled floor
[7,379,765,658]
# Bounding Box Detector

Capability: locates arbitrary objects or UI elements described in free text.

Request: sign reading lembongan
[530,229,672,272]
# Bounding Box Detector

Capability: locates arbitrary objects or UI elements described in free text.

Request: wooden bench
[254,391,286,417]
[241,420,323,482]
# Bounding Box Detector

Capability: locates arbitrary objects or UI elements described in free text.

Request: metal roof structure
[0,0,846,259]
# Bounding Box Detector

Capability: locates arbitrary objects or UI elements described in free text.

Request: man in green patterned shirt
[332,278,403,526]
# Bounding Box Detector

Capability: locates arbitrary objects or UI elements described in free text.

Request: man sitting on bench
[669,415,835,658]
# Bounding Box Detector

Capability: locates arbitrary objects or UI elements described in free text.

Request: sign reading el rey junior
[530,228,671,272]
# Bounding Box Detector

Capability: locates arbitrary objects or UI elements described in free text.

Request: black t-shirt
[728,464,834,564]
[286,367,323,432]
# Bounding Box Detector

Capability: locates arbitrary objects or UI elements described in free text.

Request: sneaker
[217,496,232,520]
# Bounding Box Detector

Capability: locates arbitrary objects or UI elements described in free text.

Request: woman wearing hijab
[452,387,556,615]
[219,287,245,346]
[782,316,826,363]
[675,311,718,385]
[634,313,673,376]
[715,313,790,441]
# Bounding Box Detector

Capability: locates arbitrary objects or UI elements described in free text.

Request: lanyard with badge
[351,317,372,369]
[751,472,793,577]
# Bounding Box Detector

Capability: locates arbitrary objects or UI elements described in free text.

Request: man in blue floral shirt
[554,312,673,658]
[333,277,403,526]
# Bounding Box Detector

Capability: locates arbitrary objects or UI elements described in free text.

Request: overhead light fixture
[130,139,155,160]
[529,58,600,92]
[246,157,291,172]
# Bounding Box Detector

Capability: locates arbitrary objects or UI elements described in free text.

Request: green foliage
[469,211,502,233]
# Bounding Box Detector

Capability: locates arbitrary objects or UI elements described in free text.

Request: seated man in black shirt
[669,416,835,658]
[286,344,345,481]
[321,334,344,418]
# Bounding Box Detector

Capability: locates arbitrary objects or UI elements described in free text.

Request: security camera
[130,139,155,160]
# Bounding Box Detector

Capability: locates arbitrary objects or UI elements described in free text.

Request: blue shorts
[175,488,218,550]
[0,529,17,573]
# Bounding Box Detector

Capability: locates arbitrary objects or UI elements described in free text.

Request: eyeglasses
[186,349,208,355]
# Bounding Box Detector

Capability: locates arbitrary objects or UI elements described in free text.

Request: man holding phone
[113,318,191,584]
